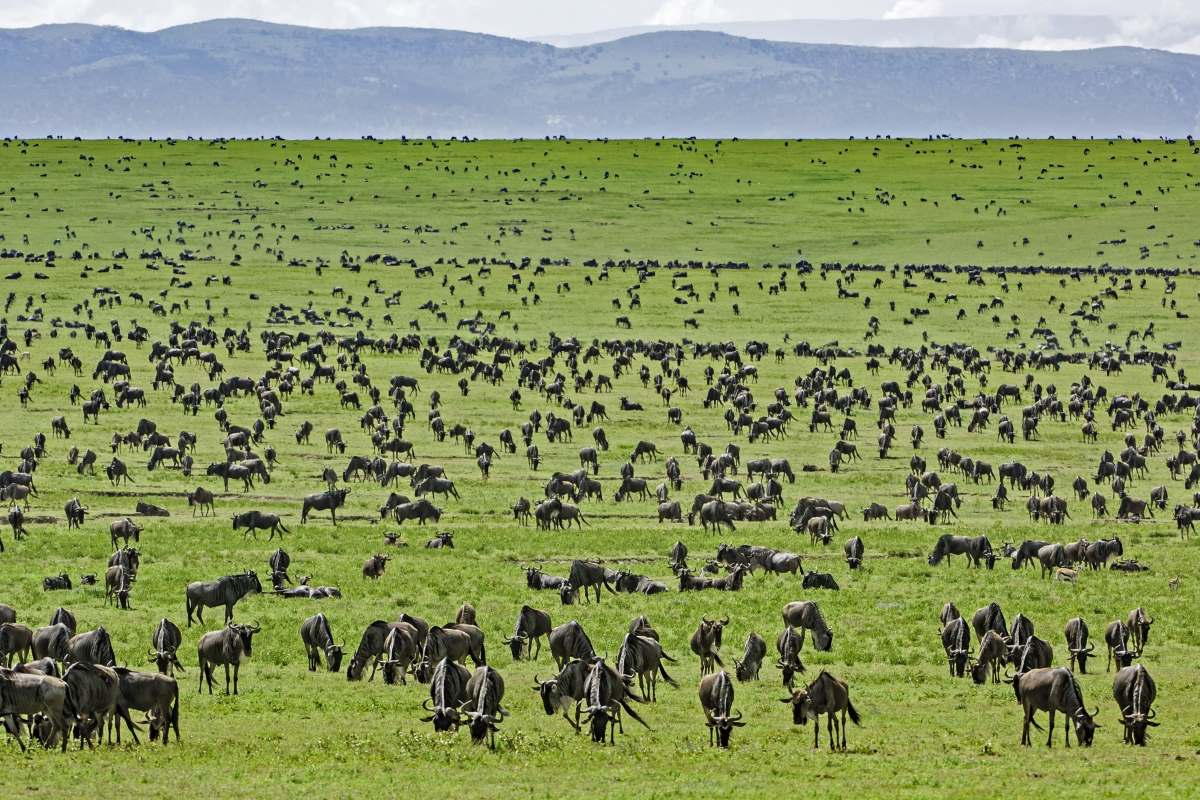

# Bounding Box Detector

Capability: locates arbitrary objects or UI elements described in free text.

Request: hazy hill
[1,19,1197,138]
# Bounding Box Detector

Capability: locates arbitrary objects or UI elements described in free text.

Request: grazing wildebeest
[1063,617,1094,674]
[1104,620,1138,672]
[111,667,180,745]
[62,662,119,748]
[534,658,590,733]
[421,657,472,732]
[32,623,72,663]
[733,632,767,682]
[775,626,805,690]
[698,671,745,748]
[1037,544,1070,578]
[197,623,260,695]
[844,536,864,569]
[691,617,728,676]
[972,602,1008,640]
[505,605,552,661]
[782,601,833,651]
[109,518,141,549]
[941,617,972,678]
[149,618,185,676]
[970,630,1008,685]
[301,488,350,524]
[928,534,994,569]
[0,667,70,751]
[1013,667,1098,747]
[1112,664,1158,746]
[300,613,344,673]
[783,670,861,751]
[1127,607,1152,655]
[185,571,262,626]
[582,657,648,744]
[462,665,508,747]
[1083,537,1122,569]
[548,621,596,669]
[66,626,116,667]
[939,601,960,626]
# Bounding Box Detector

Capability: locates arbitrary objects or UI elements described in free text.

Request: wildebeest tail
[846,698,862,726]
[619,697,651,728]
[658,662,679,688]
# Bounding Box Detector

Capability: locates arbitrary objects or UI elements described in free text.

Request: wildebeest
[1063,617,1094,674]
[698,671,745,748]
[941,616,972,678]
[462,665,508,747]
[1013,667,1098,747]
[197,622,260,694]
[802,572,839,590]
[1127,607,1153,655]
[233,511,289,540]
[109,518,141,549]
[970,630,1008,685]
[568,560,615,604]
[421,657,472,732]
[690,617,727,676]
[66,626,116,667]
[32,623,72,663]
[505,605,552,661]
[548,620,595,669]
[301,488,350,524]
[844,536,864,569]
[0,622,33,666]
[1104,620,1137,672]
[112,667,180,745]
[362,554,390,579]
[0,667,70,751]
[300,613,344,672]
[928,534,994,569]
[185,571,262,626]
[616,631,678,701]
[149,618,185,675]
[1112,664,1158,746]
[783,670,861,751]
[380,623,420,685]
[734,632,767,682]
[61,661,120,748]
[582,657,648,744]
[782,601,833,651]
[187,487,215,517]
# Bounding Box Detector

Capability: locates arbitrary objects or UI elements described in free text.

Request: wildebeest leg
[813,715,820,748]
[2,715,27,751]
[1046,709,1055,747]
[827,713,836,750]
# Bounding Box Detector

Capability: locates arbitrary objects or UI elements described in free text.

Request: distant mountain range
[537,15,1200,53]
[1,19,1198,138]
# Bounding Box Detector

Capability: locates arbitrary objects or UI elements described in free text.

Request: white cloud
[883,0,945,19]
[648,0,733,26]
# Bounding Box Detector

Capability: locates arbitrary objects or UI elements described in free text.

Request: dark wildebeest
[1063,617,1094,674]
[972,602,1009,641]
[1104,620,1138,672]
[0,668,70,751]
[941,616,972,678]
[197,622,260,695]
[568,560,616,604]
[1112,664,1158,746]
[185,571,262,626]
[112,668,180,745]
[844,536,864,569]
[970,630,1008,685]
[1083,537,1122,569]
[66,626,116,667]
[928,534,995,569]
[421,657,472,732]
[61,662,120,748]
[1128,607,1153,655]
[548,620,595,669]
[783,670,861,751]
[380,624,420,685]
[362,554,390,579]
[462,665,508,748]
[690,617,728,676]
[109,518,142,549]
[0,623,33,667]
[1013,667,1098,747]
[233,511,290,540]
[698,671,745,748]
[32,623,72,663]
[616,631,678,701]
[775,626,806,689]
[505,605,552,661]
[301,488,350,524]
[149,618,185,676]
[733,632,767,683]
[582,657,648,744]
[802,572,839,591]
[534,658,590,732]
[300,613,344,672]
[187,487,215,517]
[782,601,833,651]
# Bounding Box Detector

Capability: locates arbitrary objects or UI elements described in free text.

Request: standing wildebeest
[1104,620,1137,672]
[1013,667,1098,747]
[233,511,289,540]
[62,662,120,748]
[844,536,864,568]
[66,626,116,667]
[301,488,350,524]
[32,623,72,663]
[505,605,552,661]
[380,624,420,685]
[0,667,70,751]
[421,657,472,732]
[548,620,596,669]
[111,667,180,745]
[582,657,648,744]
[1083,537,1122,569]
[928,534,994,568]
[941,616,972,678]
[568,560,615,604]
[1128,607,1153,655]
[972,602,1009,640]
[733,632,767,682]
[782,601,833,651]
[197,622,260,694]
[462,665,508,747]
[1037,544,1070,578]
[1063,617,1094,674]
[783,671,861,751]
[691,617,728,675]
[698,671,745,748]
[617,631,678,701]
[970,630,1008,685]
[1113,664,1158,745]
[300,613,344,672]
[149,618,185,675]
[109,518,141,549]
[185,571,262,626]
[775,626,806,689]
[0,622,33,666]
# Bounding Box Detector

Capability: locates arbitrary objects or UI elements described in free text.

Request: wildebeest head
[559,581,576,605]
[534,674,562,716]
[585,705,612,743]
[325,642,345,673]
[235,622,261,656]
[783,689,812,725]
[421,697,460,732]
[505,632,528,661]
[709,710,745,748]
[1072,705,1100,746]
[1120,706,1158,745]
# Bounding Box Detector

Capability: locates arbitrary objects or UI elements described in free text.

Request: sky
[0,0,1197,37]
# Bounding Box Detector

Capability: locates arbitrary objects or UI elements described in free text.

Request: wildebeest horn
[421,698,433,711]
[730,710,743,722]
[720,616,729,626]
[1086,642,1095,652]
[1146,708,1156,719]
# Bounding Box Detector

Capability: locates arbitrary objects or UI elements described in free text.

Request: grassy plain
[0,137,1199,797]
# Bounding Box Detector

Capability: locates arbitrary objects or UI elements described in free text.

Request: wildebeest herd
[0,138,1195,770]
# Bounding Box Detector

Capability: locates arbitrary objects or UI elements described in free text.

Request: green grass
[0,137,1199,797]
